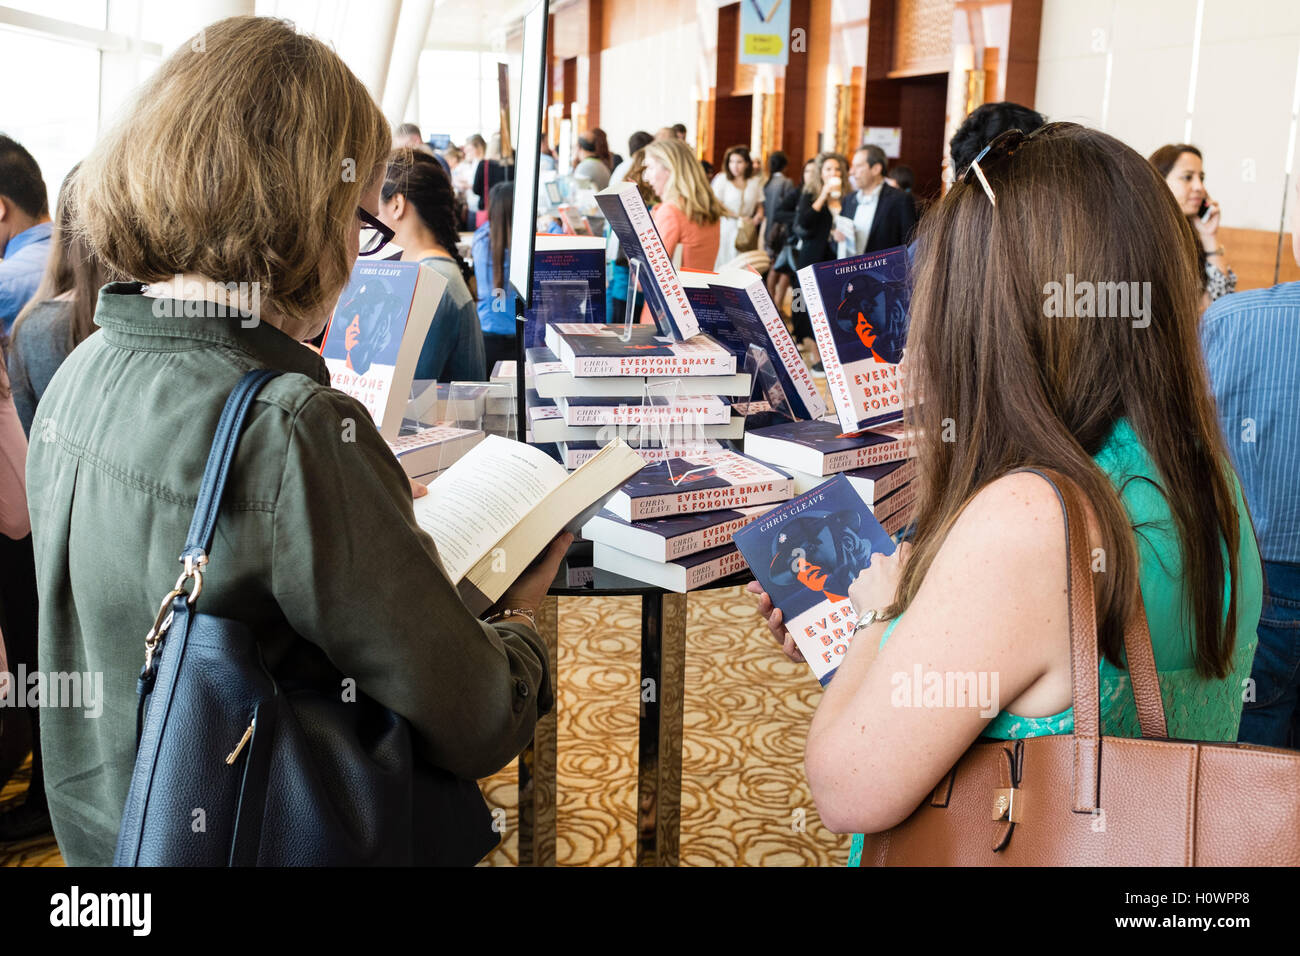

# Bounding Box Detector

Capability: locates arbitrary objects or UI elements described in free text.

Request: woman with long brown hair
[748,123,1263,857]
[711,144,764,269]
[8,165,113,434]
[641,137,726,271]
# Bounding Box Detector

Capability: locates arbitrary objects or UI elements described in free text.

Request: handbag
[857,468,1300,866]
[114,369,498,866]
[734,215,759,253]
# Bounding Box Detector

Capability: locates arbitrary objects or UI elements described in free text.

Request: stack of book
[390,423,486,485]
[582,449,797,592]
[742,418,918,535]
[526,322,753,461]
[679,267,826,423]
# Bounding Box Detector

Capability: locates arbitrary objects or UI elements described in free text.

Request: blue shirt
[1201,281,1300,563]
[470,223,517,336]
[414,255,486,383]
[0,221,53,333]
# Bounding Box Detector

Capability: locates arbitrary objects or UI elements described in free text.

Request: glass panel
[3,0,107,30]
[0,26,101,202]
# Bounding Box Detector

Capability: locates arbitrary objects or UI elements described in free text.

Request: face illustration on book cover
[324,276,403,376]
[832,263,908,366]
[766,508,873,603]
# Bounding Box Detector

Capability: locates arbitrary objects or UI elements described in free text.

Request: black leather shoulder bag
[114,369,498,866]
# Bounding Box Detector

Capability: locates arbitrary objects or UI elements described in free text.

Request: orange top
[653,201,720,272]
[641,202,720,324]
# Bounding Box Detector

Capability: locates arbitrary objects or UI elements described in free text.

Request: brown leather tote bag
[857,468,1300,866]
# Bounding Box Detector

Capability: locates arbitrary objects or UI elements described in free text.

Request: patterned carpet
[1,586,847,867]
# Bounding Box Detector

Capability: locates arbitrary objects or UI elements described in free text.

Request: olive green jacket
[26,283,553,866]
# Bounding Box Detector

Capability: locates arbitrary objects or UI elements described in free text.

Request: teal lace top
[846,419,1263,866]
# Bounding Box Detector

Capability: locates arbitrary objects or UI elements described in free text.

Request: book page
[413,435,567,583]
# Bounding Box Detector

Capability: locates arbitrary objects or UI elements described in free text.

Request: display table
[514,543,752,867]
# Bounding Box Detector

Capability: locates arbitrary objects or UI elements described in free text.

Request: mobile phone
[1198,199,1212,222]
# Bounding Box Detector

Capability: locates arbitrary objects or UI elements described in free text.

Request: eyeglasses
[958,127,1033,207]
[357,207,395,256]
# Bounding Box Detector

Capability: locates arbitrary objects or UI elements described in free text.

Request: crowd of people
[0,11,1295,865]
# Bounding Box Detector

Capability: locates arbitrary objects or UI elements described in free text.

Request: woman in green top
[748,123,1263,858]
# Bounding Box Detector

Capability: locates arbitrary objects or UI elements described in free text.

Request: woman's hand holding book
[746,580,804,663]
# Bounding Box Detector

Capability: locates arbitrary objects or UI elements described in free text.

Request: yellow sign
[744,34,784,57]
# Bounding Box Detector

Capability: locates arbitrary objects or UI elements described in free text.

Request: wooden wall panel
[717,2,739,97]
[1004,0,1042,107]
[1220,227,1300,292]
[891,0,954,77]
[780,0,812,163]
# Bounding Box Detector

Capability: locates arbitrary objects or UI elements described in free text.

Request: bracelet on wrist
[485,607,538,630]
[853,608,891,634]
[1206,246,1225,257]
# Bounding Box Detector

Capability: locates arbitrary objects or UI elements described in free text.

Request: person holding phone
[1150,144,1236,305]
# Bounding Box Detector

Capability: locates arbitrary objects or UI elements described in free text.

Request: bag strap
[180,369,282,568]
[1017,469,1168,809]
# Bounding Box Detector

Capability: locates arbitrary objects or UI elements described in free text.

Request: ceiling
[424,0,539,51]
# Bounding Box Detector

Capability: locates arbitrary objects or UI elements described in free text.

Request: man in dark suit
[839,145,917,255]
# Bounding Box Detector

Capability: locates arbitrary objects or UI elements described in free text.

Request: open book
[412,435,646,614]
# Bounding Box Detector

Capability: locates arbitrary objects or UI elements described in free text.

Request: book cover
[524,235,607,349]
[732,473,897,684]
[744,418,913,476]
[544,322,735,377]
[606,450,793,521]
[681,269,825,422]
[594,181,700,340]
[583,503,771,562]
[322,260,445,439]
[796,247,910,432]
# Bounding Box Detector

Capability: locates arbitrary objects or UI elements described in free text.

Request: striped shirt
[1201,282,1300,563]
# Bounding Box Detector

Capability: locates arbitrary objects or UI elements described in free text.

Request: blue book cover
[706,271,826,422]
[322,260,439,439]
[594,182,700,340]
[733,473,896,684]
[523,236,606,349]
[796,247,910,432]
